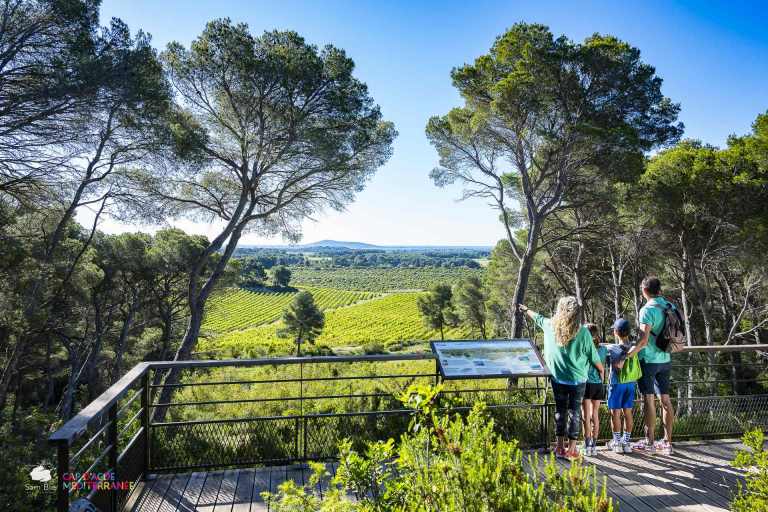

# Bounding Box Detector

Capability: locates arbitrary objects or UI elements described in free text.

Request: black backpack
[650,302,686,354]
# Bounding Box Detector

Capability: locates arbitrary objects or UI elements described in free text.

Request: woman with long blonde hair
[520,297,603,461]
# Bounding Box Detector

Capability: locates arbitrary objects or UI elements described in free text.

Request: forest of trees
[0,2,765,510]
[0,1,395,507]
[427,23,768,356]
[232,246,488,270]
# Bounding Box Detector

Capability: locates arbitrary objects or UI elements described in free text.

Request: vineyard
[287,266,485,291]
[202,287,378,332]
[199,292,475,358]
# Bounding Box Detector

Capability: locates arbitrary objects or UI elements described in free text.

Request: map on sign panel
[431,339,550,380]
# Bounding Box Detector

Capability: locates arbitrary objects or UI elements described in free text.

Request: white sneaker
[582,441,589,455]
[658,440,674,455]
[622,441,632,453]
[613,440,623,453]
[591,445,598,456]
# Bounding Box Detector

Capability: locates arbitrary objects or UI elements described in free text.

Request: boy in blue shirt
[606,318,636,454]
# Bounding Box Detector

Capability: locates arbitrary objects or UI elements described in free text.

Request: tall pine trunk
[679,269,694,414]
[152,202,251,422]
[509,221,541,339]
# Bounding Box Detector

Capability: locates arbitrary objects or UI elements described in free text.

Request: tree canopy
[427,22,683,337]
[147,19,395,421]
[279,291,326,356]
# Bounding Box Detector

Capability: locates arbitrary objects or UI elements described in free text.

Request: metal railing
[48,344,768,512]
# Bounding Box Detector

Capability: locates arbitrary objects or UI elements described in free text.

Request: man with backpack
[616,276,685,455]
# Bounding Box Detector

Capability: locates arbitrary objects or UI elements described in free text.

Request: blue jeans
[551,380,586,440]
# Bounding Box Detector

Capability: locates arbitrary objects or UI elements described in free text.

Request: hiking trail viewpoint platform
[122,439,745,512]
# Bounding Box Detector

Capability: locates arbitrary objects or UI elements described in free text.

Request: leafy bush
[361,341,386,355]
[265,385,614,512]
[731,428,768,512]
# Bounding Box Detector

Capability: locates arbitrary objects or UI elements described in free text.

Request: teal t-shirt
[638,298,676,364]
[532,313,600,383]
[587,345,607,383]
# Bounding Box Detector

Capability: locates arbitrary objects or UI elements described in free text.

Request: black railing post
[56,440,69,512]
[108,402,118,512]
[434,359,442,408]
[141,372,149,480]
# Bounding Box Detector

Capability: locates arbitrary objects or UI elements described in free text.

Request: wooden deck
[123,439,746,512]
[535,439,746,512]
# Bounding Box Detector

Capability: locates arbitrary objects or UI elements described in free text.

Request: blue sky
[92,0,768,246]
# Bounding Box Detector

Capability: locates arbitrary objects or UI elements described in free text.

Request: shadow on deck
[124,439,745,512]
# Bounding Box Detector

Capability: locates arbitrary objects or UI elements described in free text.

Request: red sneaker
[564,448,581,461]
[555,447,567,459]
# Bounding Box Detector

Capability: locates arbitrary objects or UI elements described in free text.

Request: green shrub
[265,385,614,511]
[361,341,386,355]
[731,428,768,512]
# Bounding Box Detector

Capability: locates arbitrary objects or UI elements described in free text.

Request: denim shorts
[607,382,635,409]
[637,360,671,395]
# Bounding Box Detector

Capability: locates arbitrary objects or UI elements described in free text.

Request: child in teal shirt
[582,323,606,456]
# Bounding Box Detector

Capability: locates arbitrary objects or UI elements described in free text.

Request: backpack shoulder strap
[648,302,667,338]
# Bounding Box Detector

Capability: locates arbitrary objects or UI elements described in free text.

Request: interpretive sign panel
[431,339,550,380]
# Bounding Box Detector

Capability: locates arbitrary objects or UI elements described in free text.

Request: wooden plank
[521,451,549,482]
[140,474,174,512]
[285,465,304,489]
[612,450,732,510]
[214,469,240,512]
[158,473,191,512]
[316,462,335,498]
[592,451,711,512]
[684,441,742,463]
[232,469,255,512]
[674,454,744,487]
[560,454,664,512]
[123,478,155,512]
[267,466,287,510]
[634,451,735,506]
[196,470,224,512]
[300,465,322,498]
[49,363,150,444]
[250,467,271,512]
[177,472,207,512]
[674,446,744,484]
[526,452,646,512]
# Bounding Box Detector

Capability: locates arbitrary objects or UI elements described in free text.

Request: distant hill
[302,239,379,249]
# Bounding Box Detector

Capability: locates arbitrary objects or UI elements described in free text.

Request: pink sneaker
[632,442,658,454]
